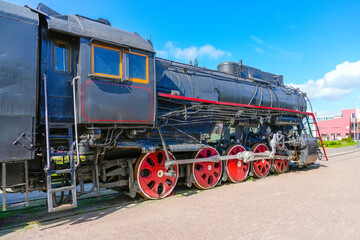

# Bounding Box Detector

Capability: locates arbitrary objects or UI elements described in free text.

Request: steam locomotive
[0,1,326,212]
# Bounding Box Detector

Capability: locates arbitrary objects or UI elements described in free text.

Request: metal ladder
[304,96,328,161]
[43,75,80,212]
[304,114,328,161]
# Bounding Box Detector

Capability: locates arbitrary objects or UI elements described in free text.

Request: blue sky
[8,0,360,116]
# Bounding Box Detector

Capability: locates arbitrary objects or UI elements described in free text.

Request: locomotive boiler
[0,1,327,212]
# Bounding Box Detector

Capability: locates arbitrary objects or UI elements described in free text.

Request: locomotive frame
[0,1,327,212]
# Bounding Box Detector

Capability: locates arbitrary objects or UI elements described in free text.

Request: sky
[7,0,360,116]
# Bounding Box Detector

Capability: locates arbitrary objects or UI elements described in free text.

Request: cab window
[92,44,121,78]
[91,43,149,84]
[53,42,70,72]
[128,52,148,83]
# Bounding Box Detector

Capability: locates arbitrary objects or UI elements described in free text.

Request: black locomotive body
[0,1,326,212]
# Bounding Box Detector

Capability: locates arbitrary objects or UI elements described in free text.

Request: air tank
[216,61,238,75]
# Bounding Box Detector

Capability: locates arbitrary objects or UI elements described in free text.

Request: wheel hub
[157,170,164,178]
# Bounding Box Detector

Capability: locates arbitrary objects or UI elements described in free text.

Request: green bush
[319,140,342,147]
[318,138,357,148]
[346,135,353,142]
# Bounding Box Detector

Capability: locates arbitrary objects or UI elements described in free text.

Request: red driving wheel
[226,145,250,183]
[192,147,222,190]
[251,143,271,178]
[135,151,178,199]
[273,159,289,173]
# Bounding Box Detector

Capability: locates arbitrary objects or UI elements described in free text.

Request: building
[316,109,360,141]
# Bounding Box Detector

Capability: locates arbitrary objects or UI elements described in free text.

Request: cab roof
[44,13,155,53]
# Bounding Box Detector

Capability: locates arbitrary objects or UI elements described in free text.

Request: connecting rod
[164,151,289,167]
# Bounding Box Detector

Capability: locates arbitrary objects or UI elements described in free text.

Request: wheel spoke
[140,170,155,183]
[265,161,270,168]
[164,178,172,187]
[152,182,159,195]
[143,158,155,169]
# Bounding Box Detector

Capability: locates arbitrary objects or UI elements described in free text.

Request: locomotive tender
[0,1,327,212]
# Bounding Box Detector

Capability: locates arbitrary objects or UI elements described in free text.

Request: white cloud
[156,41,231,62]
[251,35,263,44]
[156,49,169,59]
[250,35,301,61]
[255,47,264,54]
[266,45,302,61]
[289,60,360,100]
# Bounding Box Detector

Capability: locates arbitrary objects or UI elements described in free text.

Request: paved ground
[1,146,360,240]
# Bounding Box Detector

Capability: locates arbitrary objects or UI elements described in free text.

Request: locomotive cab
[40,12,156,126]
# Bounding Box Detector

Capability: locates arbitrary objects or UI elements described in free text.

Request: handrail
[43,74,51,172]
[71,76,81,168]
[309,113,328,161]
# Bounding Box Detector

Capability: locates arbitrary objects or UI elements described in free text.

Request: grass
[246,176,255,181]
[319,140,357,148]
[76,210,84,215]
